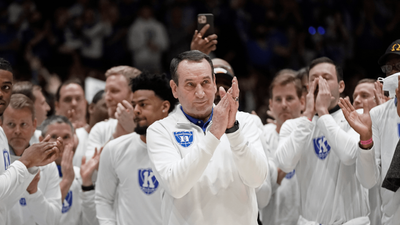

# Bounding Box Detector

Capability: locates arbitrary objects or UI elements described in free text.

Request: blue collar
[57,165,63,178]
[395,97,398,106]
[180,106,213,132]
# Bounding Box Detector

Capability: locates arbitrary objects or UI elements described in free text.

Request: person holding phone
[191,14,218,55]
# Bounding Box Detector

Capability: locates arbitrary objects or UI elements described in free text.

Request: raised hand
[67,109,86,129]
[190,24,218,55]
[210,87,230,139]
[315,78,332,116]
[60,144,75,201]
[226,77,239,129]
[19,135,62,168]
[338,97,373,142]
[80,147,103,187]
[374,80,389,106]
[302,78,318,120]
[115,100,136,133]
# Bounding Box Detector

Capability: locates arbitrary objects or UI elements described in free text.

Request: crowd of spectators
[0,0,399,122]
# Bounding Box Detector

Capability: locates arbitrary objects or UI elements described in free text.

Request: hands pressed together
[210,77,239,139]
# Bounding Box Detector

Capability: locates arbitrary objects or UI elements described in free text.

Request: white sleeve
[317,114,360,165]
[86,123,107,159]
[0,161,38,204]
[81,190,99,225]
[226,118,268,188]
[256,160,278,209]
[356,114,381,189]
[25,163,62,225]
[95,144,118,225]
[275,117,314,173]
[147,123,220,199]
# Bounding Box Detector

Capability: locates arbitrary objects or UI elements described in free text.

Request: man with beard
[95,72,177,224]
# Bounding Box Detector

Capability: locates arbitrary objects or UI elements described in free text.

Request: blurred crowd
[1,0,400,122]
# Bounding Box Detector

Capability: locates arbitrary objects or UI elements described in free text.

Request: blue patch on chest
[3,149,10,170]
[62,190,73,213]
[313,136,331,160]
[174,131,194,147]
[138,169,159,195]
[285,169,296,179]
[19,198,26,206]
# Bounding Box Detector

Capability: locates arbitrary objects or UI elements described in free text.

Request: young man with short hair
[96,72,178,224]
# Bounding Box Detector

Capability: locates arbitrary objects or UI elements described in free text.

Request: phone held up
[197,13,214,38]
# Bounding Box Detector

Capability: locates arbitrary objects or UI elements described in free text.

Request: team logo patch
[138,169,159,195]
[19,198,26,206]
[3,149,10,170]
[313,136,331,160]
[174,131,193,147]
[285,169,295,179]
[62,190,73,213]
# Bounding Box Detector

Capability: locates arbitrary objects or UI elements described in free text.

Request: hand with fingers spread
[315,78,332,116]
[338,97,373,147]
[190,24,218,55]
[19,135,62,168]
[209,87,231,139]
[80,147,103,187]
[60,144,75,201]
[27,170,41,194]
[302,78,318,120]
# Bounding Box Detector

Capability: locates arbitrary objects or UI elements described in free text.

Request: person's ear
[338,80,345,94]
[33,118,37,130]
[88,103,95,114]
[161,100,170,113]
[170,80,178,99]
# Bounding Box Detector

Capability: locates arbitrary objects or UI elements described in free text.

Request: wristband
[81,184,95,191]
[360,138,373,145]
[226,120,239,134]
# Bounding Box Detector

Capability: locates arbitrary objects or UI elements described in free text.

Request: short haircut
[1,94,35,120]
[12,81,36,102]
[170,50,214,85]
[356,78,375,85]
[269,69,302,99]
[130,71,178,113]
[105,66,141,84]
[40,115,74,137]
[55,79,85,102]
[0,58,13,73]
[91,90,105,105]
[307,57,343,82]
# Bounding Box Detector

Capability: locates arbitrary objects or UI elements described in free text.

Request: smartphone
[197,13,214,38]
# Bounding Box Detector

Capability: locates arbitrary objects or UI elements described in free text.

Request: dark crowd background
[0,0,399,123]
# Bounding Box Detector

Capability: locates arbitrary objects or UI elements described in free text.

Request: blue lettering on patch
[3,149,10,170]
[138,168,159,195]
[313,136,331,160]
[174,131,193,147]
[19,198,26,206]
[285,169,296,179]
[62,190,73,213]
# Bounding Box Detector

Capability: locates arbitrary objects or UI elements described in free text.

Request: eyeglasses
[381,62,400,74]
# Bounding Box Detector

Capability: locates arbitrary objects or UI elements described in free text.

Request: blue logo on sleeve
[3,149,10,170]
[62,190,73,213]
[313,136,331,160]
[174,131,194,147]
[285,169,296,179]
[138,169,159,195]
[19,198,26,206]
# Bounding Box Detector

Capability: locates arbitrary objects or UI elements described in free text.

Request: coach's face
[170,59,217,120]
